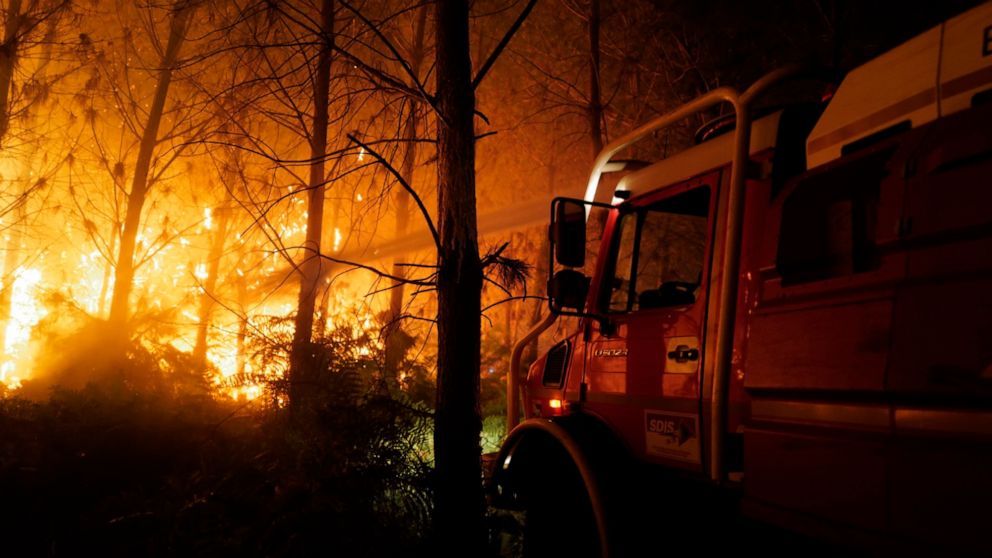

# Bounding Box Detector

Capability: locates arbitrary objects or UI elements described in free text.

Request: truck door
[584,173,718,471]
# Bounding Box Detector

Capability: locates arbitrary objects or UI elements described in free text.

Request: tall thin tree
[288,0,334,409]
[192,186,234,368]
[384,3,428,376]
[433,0,484,550]
[430,0,536,549]
[587,0,603,157]
[107,0,196,325]
[0,0,23,146]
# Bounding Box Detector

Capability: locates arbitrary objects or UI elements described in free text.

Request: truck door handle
[667,345,699,363]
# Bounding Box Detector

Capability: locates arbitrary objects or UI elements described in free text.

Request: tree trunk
[0,12,56,355]
[433,0,484,552]
[235,270,248,377]
[384,105,417,369]
[522,151,557,366]
[192,195,232,368]
[98,230,117,317]
[314,276,331,339]
[288,0,333,410]
[107,1,194,326]
[586,0,610,237]
[100,158,126,319]
[588,0,603,158]
[0,191,24,355]
[384,4,428,377]
[0,0,22,147]
[314,176,344,338]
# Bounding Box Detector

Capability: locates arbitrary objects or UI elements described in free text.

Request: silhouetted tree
[108,0,197,325]
[287,0,335,411]
[432,0,535,552]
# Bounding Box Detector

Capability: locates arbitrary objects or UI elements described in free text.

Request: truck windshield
[605,187,710,312]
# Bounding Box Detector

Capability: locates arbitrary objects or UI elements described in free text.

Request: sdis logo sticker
[644,410,700,464]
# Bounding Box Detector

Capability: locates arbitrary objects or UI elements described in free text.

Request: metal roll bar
[506,312,556,434]
[506,66,802,485]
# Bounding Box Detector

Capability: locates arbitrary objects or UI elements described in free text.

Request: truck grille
[542,341,570,387]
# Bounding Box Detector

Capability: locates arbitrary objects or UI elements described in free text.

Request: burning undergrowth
[0,311,435,557]
[14,293,210,400]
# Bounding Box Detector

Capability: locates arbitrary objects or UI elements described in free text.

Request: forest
[0,0,979,556]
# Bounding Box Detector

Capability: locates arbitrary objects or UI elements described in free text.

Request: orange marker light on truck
[548,399,562,410]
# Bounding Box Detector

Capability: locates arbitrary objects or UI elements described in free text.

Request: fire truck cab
[491,3,992,556]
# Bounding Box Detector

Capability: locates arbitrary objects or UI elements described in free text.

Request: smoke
[17,293,209,401]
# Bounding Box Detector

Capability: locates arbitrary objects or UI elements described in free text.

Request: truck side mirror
[552,199,586,268]
[546,196,613,321]
[548,269,590,312]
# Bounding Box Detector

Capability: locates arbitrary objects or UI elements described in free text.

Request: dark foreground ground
[0,386,434,557]
[1,387,870,558]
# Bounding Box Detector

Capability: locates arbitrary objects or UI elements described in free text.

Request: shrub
[0,321,433,557]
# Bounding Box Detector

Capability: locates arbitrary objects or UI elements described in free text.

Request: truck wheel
[489,437,602,558]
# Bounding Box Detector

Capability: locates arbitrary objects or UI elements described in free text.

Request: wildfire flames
[0,216,385,401]
[2,268,45,389]
[0,0,430,404]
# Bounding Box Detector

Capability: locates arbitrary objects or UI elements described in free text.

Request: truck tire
[489,416,633,557]
[488,430,601,558]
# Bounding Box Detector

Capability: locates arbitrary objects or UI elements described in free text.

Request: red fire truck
[490,3,992,555]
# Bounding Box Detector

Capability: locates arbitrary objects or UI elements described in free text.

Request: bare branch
[472,0,537,89]
[481,294,545,313]
[317,249,434,287]
[346,132,440,250]
[338,0,435,107]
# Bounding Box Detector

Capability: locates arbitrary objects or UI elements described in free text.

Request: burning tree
[104,0,198,328]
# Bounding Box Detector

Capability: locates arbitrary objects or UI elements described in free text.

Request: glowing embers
[1,268,46,389]
[211,314,277,401]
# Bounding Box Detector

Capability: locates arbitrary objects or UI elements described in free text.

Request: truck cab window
[606,187,711,312]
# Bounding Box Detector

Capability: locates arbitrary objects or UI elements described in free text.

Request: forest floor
[0,385,433,557]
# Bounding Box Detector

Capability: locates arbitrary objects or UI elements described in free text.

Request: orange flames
[1,268,46,389]
[0,217,385,402]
